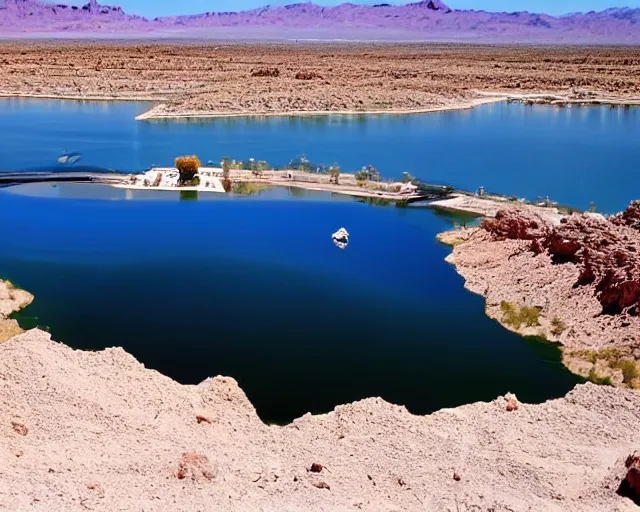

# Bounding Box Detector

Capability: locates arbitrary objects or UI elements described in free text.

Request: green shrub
[588,367,613,386]
[232,182,270,196]
[613,360,638,385]
[500,302,540,329]
[550,317,566,337]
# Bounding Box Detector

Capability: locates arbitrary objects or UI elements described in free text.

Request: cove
[4,98,637,423]
[0,184,579,424]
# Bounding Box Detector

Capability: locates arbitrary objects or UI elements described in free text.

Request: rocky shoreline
[1,217,640,508]
[439,201,640,388]
[0,280,33,343]
[1,328,640,511]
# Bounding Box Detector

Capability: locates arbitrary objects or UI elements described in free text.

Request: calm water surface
[0,184,579,423]
[3,98,632,423]
[2,98,639,212]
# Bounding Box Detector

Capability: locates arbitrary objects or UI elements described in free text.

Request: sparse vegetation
[500,301,541,329]
[588,367,613,386]
[612,359,639,385]
[231,182,271,196]
[222,156,231,181]
[250,67,280,78]
[550,317,566,337]
[175,155,201,186]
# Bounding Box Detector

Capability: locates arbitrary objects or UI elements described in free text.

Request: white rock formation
[332,228,349,249]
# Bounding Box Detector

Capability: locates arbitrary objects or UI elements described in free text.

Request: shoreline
[437,202,640,389]
[133,96,508,121]
[2,91,638,122]
[3,329,640,510]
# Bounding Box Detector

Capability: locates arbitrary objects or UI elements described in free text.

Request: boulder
[332,228,349,250]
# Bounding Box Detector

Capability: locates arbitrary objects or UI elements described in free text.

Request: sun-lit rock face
[2,328,640,510]
[482,205,640,316]
[0,0,639,42]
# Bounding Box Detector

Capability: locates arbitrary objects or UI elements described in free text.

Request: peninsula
[438,200,640,388]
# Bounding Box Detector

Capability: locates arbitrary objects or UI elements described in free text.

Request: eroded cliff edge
[440,201,640,387]
[0,280,33,343]
[1,328,639,511]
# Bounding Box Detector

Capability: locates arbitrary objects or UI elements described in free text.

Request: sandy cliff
[1,328,639,511]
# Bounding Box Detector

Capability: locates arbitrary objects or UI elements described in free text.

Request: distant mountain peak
[0,0,638,43]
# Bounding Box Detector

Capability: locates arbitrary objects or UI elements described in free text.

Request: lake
[2,98,639,212]
[3,98,636,423]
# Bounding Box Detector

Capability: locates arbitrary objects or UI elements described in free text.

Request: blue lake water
[2,98,639,212]
[2,98,636,423]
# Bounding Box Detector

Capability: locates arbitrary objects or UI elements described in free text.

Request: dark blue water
[0,183,579,423]
[2,98,639,213]
[4,98,627,423]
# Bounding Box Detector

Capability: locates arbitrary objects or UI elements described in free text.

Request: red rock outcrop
[482,206,640,316]
[618,453,640,506]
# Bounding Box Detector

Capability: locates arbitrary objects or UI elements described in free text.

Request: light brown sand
[2,328,640,511]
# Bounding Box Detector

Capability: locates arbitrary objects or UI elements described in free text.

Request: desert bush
[175,155,201,185]
[613,360,639,385]
[232,182,271,196]
[221,156,231,181]
[329,165,340,185]
[500,301,540,329]
[295,71,322,80]
[251,68,280,78]
[550,317,566,337]
[402,172,416,183]
[588,367,613,386]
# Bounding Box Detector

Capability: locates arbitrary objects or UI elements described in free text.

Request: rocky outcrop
[331,227,349,250]
[483,207,640,317]
[443,203,640,385]
[618,453,640,505]
[2,328,640,511]
[0,280,33,343]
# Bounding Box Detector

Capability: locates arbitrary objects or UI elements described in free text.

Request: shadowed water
[3,98,633,422]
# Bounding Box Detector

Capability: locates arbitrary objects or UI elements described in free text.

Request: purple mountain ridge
[0,0,639,42]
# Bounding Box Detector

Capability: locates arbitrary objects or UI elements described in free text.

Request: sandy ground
[1,328,639,511]
[1,42,639,117]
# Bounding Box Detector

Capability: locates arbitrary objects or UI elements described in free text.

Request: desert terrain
[2,328,640,511]
[440,200,640,388]
[1,42,639,117]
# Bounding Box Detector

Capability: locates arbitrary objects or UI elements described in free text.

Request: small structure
[115,168,226,193]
